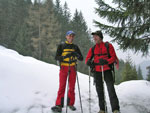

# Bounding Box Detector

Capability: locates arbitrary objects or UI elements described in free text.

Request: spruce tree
[137,66,143,80]
[40,0,61,63]
[26,0,41,59]
[13,0,32,55]
[146,66,150,81]
[54,1,71,42]
[0,0,31,51]
[14,24,32,56]
[121,54,138,82]
[132,65,138,80]
[94,0,150,56]
[27,0,61,63]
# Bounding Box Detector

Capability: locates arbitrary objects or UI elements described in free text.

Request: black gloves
[87,60,93,66]
[64,52,80,58]
[58,53,72,61]
[87,60,95,70]
[64,53,72,58]
[59,52,80,61]
[71,51,80,58]
[99,59,108,65]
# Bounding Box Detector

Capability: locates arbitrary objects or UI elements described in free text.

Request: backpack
[90,42,116,83]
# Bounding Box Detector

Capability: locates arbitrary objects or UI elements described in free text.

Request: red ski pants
[55,66,76,107]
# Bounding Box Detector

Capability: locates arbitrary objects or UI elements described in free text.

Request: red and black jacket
[85,41,119,72]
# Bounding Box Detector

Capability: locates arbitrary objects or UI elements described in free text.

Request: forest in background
[0,0,147,84]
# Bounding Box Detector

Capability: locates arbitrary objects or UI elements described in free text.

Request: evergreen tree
[40,0,61,63]
[54,0,62,14]
[121,54,138,82]
[54,1,71,41]
[0,0,14,47]
[94,0,150,56]
[27,0,61,63]
[0,0,31,51]
[137,65,143,80]
[63,2,71,23]
[132,65,138,79]
[13,0,32,55]
[61,2,72,37]
[14,24,32,56]
[146,66,150,81]
[0,0,20,47]
[26,0,41,58]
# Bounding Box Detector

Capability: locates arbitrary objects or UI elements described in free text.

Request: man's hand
[71,51,80,58]
[64,53,72,58]
[87,60,95,70]
[87,60,93,66]
[99,59,108,65]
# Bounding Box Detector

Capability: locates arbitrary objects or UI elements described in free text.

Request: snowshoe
[51,105,62,113]
[68,105,76,111]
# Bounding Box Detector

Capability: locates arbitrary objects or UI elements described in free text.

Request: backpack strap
[90,45,96,60]
[91,42,110,59]
[105,42,110,58]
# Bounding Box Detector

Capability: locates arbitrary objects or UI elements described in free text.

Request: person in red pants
[51,30,83,112]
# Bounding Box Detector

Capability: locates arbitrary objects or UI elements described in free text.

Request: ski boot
[68,105,76,111]
[51,105,62,112]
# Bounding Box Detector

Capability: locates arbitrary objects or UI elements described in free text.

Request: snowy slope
[0,45,150,113]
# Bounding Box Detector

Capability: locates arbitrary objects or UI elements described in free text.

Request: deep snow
[0,45,150,113]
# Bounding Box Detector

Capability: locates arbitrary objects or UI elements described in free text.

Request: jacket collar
[96,41,104,46]
[65,41,73,44]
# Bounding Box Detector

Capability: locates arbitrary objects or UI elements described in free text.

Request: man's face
[93,35,102,44]
[66,34,75,43]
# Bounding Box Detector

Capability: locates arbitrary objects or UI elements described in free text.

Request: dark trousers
[94,70,120,112]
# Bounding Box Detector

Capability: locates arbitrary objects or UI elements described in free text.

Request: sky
[54,0,150,65]
[0,45,150,113]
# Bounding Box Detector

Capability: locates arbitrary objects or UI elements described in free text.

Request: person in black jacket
[51,30,83,112]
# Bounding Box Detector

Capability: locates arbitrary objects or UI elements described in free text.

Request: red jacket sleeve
[85,48,92,64]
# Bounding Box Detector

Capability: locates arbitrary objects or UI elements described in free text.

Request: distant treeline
[0,0,144,84]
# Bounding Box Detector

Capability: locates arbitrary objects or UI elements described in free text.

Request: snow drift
[0,45,150,113]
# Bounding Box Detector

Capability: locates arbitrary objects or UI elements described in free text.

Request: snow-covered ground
[0,45,150,113]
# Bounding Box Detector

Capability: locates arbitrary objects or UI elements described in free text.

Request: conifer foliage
[94,0,150,56]
[146,66,150,81]
[0,0,92,74]
[121,55,138,82]
[137,66,143,80]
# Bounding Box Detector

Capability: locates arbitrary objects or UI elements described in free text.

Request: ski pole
[75,64,83,113]
[66,57,71,113]
[88,67,91,113]
[101,66,108,113]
